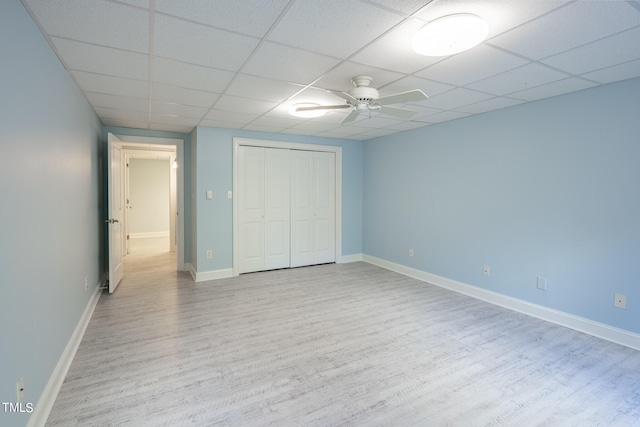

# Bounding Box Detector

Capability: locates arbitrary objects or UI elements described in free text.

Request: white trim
[27,282,103,427]
[363,255,640,352]
[129,231,170,238]
[232,137,343,277]
[115,134,185,271]
[193,268,234,282]
[338,253,363,263]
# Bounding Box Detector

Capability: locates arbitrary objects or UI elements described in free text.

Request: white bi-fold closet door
[290,149,335,268]
[238,146,335,274]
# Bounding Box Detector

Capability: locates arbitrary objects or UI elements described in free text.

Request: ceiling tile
[267,0,404,59]
[73,71,148,99]
[421,110,471,123]
[416,45,528,86]
[581,59,640,84]
[154,15,259,72]
[113,0,149,8]
[152,57,235,93]
[149,122,195,133]
[151,84,219,108]
[287,121,340,133]
[101,118,149,129]
[204,109,260,124]
[51,38,148,80]
[149,115,200,127]
[348,116,402,128]
[455,97,525,115]
[225,74,302,103]
[508,77,598,102]
[541,27,640,76]
[242,42,342,85]
[24,0,149,52]
[350,18,442,74]
[150,101,208,119]
[468,63,569,96]
[214,95,277,115]
[86,92,149,111]
[242,123,289,133]
[250,115,301,129]
[368,0,433,15]
[199,119,244,130]
[380,75,455,99]
[488,1,640,60]
[425,88,494,110]
[154,0,290,38]
[24,0,640,140]
[94,107,149,123]
[383,121,432,131]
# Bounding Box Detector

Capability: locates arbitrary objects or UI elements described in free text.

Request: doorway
[124,151,175,256]
[108,134,185,290]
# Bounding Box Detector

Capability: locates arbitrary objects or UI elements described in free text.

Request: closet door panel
[264,148,290,270]
[314,152,336,264]
[290,151,314,267]
[238,146,265,273]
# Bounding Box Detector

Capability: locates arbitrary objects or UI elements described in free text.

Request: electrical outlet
[17,376,24,403]
[206,250,213,259]
[614,293,627,309]
[483,266,490,277]
[85,276,89,291]
[408,248,414,257]
[227,191,233,199]
[536,276,547,291]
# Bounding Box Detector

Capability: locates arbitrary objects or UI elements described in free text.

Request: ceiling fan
[294,76,429,124]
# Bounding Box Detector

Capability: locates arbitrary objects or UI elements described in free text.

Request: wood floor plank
[46,249,640,426]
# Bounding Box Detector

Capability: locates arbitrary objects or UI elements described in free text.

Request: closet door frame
[232,137,342,277]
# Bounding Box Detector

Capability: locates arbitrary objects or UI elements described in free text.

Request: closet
[237,145,336,274]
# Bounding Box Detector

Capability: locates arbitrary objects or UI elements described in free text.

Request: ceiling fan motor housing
[349,75,379,103]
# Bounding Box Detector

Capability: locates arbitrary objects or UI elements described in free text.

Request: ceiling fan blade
[379,105,418,120]
[329,90,358,103]
[296,104,351,112]
[377,89,429,105]
[340,109,360,124]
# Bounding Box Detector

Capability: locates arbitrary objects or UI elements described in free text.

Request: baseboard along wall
[362,255,640,352]
[27,280,103,427]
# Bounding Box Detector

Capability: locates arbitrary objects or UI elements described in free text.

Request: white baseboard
[129,231,170,238]
[338,253,363,263]
[189,266,233,282]
[27,280,103,427]
[363,255,640,352]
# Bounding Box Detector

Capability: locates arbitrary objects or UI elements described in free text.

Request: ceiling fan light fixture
[289,103,327,118]
[412,13,488,57]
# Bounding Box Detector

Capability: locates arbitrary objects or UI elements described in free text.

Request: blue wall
[363,77,640,334]
[0,1,102,426]
[192,127,363,273]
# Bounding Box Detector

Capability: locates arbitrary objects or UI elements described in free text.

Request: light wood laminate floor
[46,251,640,426]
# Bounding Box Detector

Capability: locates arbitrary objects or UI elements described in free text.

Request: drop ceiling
[22,0,640,141]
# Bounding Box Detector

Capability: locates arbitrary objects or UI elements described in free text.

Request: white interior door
[238,147,291,273]
[107,133,124,293]
[291,150,335,267]
[238,146,266,273]
[264,148,290,270]
[313,151,336,264]
[290,151,314,267]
